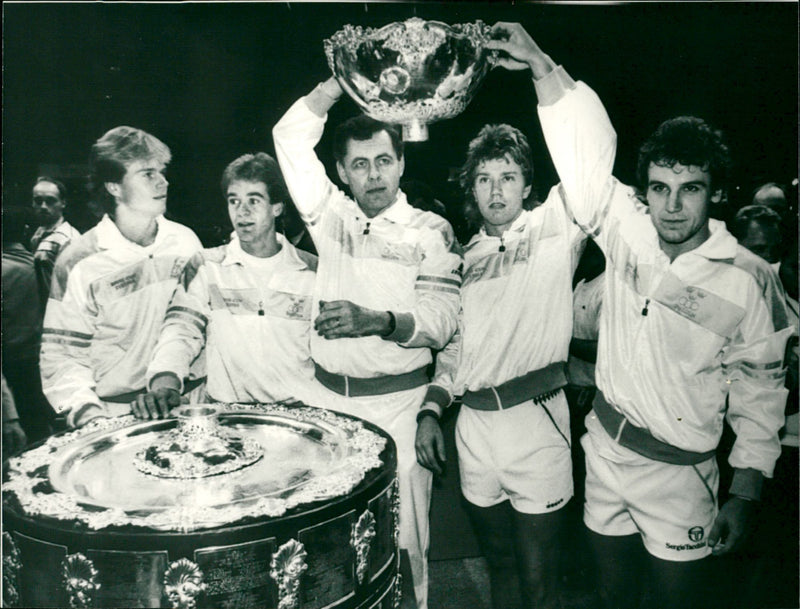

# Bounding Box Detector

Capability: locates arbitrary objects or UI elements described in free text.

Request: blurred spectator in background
[2,372,27,459]
[731,205,783,268]
[2,206,56,443]
[29,176,82,309]
[751,182,790,222]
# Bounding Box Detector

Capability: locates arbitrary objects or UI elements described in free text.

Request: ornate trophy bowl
[325,17,495,141]
[3,403,400,608]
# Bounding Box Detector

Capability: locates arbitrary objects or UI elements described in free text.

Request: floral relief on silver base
[2,532,21,607]
[62,552,100,609]
[325,17,496,141]
[270,539,308,609]
[163,557,207,609]
[351,509,377,585]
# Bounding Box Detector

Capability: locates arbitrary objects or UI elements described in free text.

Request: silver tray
[4,403,387,532]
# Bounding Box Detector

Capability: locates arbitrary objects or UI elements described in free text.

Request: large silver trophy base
[325,17,495,142]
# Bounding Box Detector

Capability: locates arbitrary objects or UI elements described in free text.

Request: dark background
[3,2,798,244]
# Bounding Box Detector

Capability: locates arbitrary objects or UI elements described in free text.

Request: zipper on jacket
[641,298,650,316]
[363,221,371,235]
[498,236,506,252]
[258,301,265,316]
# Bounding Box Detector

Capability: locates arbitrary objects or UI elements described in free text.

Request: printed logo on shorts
[688,526,704,542]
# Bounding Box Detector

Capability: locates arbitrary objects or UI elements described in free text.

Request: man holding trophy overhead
[273,72,462,608]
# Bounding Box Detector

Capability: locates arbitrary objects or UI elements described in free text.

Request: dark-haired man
[488,22,794,609]
[40,126,203,429]
[273,79,462,609]
[29,176,82,308]
[138,152,318,416]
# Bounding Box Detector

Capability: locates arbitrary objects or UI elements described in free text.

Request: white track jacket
[424,194,586,411]
[146,234,318,404]
[273,98,461,378]
[537,67,793,493]
[41,215,203,424]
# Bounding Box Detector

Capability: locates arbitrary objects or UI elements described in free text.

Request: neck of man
[240,232,281,258]
[114,205,159,247]
[40,216,62,232]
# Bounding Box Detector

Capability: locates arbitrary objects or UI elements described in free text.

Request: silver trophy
[325,17,496,141]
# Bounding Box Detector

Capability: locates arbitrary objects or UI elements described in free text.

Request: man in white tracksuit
[41,126,204,429]
[415,120,585,608]
[137,152,318,416]
[488,23,794,609]
[273,79,462,609]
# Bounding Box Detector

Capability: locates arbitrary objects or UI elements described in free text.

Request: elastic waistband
[463,361,568,411]
[314,362,429,398]
[592,391,715,466]
[103,377,206,404]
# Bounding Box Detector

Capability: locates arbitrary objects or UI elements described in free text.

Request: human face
[740,220,781,263]
[646,162,721,260]
[472,156,531,237]
[336,131,404,218]
[227,179,283,257]
[31,181,66,228]
[107,159,169,218]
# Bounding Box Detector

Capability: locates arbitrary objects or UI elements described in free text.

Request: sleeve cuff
[67,403,104,429]
[534,65,577,107]
[147,371,183,393]
[423,385,451,413]
[729,467,765,501]
[383,311,414,343]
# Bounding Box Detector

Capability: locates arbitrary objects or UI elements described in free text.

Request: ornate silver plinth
[3,403,400,608]
[325,17,495,141]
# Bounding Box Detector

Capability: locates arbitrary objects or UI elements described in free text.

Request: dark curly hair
[636,116,732,194]
[459,124,535,231]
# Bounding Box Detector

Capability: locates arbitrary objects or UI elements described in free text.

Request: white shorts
[582,412,718,562]
[455,391,573,514]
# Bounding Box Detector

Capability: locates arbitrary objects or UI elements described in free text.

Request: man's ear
[336,162,350,185]
[105,182,121,199]
[711,188,723,204]
[398,156,405,178]
[523,184,532,200]
[272,202,285,218]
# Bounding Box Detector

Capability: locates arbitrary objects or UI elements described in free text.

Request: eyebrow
[227,192,266,198]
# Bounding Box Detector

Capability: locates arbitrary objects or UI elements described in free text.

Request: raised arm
[487,22,618,238]
[272,78,345,230]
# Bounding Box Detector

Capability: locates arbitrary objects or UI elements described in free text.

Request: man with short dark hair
[29,176,82,308]
[487,22,794,609]
[40,126,203,429]
[273,79,462,609]
[138,152,318,417]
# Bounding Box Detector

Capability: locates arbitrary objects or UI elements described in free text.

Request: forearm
[304,77,343,118]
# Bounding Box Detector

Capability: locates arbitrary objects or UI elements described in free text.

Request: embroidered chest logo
[286,296,309,320]
[169,257,186,278]
[675,286,707,319]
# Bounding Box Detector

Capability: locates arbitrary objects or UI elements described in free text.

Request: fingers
[415,421,445,475]
[131,390,179,420]
[315,300,357,339]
